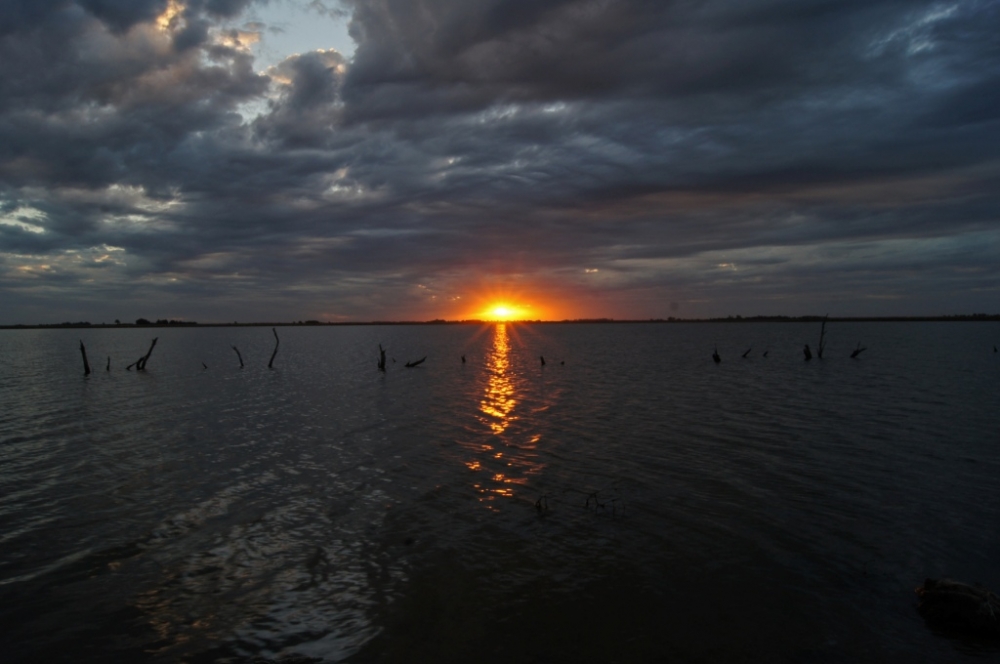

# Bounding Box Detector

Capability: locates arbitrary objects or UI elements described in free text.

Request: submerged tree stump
[817,316,828,359]
[268,328,280,369]
[137,338,158,371]
[79,340,91,376]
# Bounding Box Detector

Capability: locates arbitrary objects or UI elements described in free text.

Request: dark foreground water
[1,322,999,663]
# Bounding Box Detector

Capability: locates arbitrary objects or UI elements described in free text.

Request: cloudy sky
[1,0,998,323]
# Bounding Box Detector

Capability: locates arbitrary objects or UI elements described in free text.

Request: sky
[1,0,998,324]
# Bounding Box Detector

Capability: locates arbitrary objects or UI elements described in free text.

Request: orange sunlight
[482,303,529,321]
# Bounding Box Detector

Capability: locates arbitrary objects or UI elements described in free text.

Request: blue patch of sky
[233,0,355,70]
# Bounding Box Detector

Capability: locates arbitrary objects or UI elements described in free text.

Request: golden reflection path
[479,322,517,435]
[469,323,544,506]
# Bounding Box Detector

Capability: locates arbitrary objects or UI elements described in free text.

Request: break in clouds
[1,0,998,322]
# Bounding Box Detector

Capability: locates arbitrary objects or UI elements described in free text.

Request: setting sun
[483,303,526,321]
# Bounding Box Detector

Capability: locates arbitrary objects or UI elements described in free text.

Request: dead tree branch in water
[106,356,110,372]
[268,328,279,369]
[137,338,157,371]
[405,356,426,368]
[817,316,828,359]
[378,344,387,372]
[231,345,244,368]
[742,347,752,358]
[79,340,91,376]
[851,342,867,358]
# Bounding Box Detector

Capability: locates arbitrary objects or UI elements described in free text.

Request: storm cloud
[1,0,998,323]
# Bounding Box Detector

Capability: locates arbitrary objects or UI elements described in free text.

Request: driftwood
[850,342,867,358]
[268,328,279,369]
[137,338,158,371]
[231,345,244,368]
[742,347,752,358]
[378,344,387,372]
[817,316,828,359]
[79,341,91,376]
[712,346,721,364]
[404,356,426,368]
[916,578,1000,638]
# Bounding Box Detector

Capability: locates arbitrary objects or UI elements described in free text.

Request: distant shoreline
[3,314,999,330]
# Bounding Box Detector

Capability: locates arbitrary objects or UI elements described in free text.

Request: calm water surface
[1,322,999,663]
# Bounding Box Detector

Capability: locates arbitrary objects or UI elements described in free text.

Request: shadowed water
[1,322,999,662]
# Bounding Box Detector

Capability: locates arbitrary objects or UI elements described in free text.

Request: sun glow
[483,303,527,321]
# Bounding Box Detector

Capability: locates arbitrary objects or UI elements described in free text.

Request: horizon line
[3,313,1000,330]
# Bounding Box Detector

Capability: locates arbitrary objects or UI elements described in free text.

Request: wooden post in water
[268,328,279,369]
[79,340,91,376]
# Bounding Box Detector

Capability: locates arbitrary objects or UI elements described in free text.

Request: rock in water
[915,578,1000,638]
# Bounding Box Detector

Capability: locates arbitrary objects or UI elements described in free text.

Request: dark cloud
[78,0,168,31]
[1,0,999,323]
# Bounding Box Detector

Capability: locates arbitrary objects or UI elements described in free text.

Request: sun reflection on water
[479,322,517,435]
[466,323,548,506]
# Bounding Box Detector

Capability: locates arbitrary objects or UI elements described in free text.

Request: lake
[1,322,999,662]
